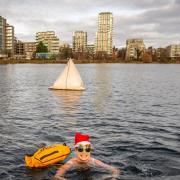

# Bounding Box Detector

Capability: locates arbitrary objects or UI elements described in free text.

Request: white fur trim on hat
[74,141,91,148]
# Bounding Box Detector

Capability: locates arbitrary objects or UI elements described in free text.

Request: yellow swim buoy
[25,144,71,168]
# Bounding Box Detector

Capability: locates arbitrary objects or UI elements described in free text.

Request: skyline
[1,0,180,48]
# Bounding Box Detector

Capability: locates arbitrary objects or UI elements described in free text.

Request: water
[0,64,180,180]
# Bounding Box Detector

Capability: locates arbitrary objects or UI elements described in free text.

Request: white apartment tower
[72,31,87,53]
[36,31,59,54]
[95,12,113,55]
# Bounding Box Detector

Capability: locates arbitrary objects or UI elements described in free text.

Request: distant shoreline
[0,59,180,64]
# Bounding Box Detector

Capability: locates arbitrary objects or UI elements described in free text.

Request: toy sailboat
[49,58,85,90]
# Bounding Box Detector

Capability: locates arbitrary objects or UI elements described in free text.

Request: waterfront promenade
[0,58,180,64]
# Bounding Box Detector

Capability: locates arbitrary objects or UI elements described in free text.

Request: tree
[59,47,73,59]
[4,49,12,57]
[112,46,118,60]
[95,51,108,62]
[135,48,143,61]
[36,42,48,53]
[117,48,126,61]
[142,52,152,63]
[159,49,168,63]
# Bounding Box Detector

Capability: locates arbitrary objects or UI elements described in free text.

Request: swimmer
[54,132,120,180]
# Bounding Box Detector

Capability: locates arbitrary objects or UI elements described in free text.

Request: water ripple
[0,64,180,179]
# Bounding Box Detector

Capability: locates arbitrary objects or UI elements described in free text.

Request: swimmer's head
[74,133,92,162]
[74,132,91,148]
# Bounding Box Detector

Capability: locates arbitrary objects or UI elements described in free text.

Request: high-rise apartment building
[125,38,146,60]
[166,44,180,60]
[6,23,15,57]
[72,31,87,53]
[36,31,59,54]
[24,42,36,59]
[0,16,6,54]
[24,42,36,52]
[15,40,24,55]
[0,16,16,58]
[95,12,113,55]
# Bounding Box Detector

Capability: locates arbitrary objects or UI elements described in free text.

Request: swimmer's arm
[94,159,120,177]
[54,161,73,179]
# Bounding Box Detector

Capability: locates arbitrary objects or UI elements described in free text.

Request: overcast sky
[1,0,180,48]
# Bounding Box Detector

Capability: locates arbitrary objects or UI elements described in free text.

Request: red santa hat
[74,132,91,147]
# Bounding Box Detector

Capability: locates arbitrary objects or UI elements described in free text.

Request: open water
[0,64,180,180]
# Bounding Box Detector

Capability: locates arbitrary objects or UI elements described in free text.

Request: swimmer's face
[75,144,92,162]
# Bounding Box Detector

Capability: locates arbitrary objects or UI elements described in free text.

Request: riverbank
[0,58,180,64]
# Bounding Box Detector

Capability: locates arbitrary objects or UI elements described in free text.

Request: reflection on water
[51,90,83,127]
[94,64,112,113]
[52,90,82,109]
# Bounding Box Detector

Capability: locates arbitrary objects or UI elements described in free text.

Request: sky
[0,0,180,48]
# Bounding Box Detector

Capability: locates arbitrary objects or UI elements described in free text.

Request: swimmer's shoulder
[70,157,77,161]
[66,157,77,164]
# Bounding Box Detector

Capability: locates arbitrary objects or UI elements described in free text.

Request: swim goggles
[76,145,92,153]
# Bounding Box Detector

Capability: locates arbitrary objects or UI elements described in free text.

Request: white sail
[50,59,85,90]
